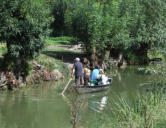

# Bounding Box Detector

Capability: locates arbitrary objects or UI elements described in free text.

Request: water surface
[0,67,151,128]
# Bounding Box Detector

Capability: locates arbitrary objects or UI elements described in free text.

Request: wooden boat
[73,78,113,94]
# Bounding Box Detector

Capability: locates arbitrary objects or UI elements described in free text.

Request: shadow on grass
[42,50,85,64]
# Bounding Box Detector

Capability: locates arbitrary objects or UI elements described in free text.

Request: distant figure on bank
[83,66,91,86]
[72,58,84,86]
[117,53,123,68]
[91,65,100,82]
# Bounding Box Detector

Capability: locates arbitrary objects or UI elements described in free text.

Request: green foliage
[50,0,67,36]
[88,90,166,128]
[110,92,166,127]
[138,64,166,76]
[63,0,166,64]
[148,48,166,62]
[138,63,166,95]
[0,0,53,79]
[0,43,7,56]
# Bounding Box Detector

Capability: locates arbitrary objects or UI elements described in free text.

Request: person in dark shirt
[72,58,84,86]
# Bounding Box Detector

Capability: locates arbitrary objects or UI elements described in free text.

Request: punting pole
[61,78,72,95]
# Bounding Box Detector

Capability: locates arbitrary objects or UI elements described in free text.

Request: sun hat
[99,69,104,74]
[75,57,80,61]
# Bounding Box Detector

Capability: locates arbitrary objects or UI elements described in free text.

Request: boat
[73,78,113,94]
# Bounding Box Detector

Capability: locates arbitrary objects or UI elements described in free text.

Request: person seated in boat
[90,65,100,84]
[72,57,84,86]
[96,69,108,85]
[83,65,91,86]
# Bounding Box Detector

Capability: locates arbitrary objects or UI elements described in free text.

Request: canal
[0,67,151,128]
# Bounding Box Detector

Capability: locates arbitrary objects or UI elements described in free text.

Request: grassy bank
[36,54,69,75]
[148,49,166,62]
[0,43,7,57]
[0,42,72,75]
[27,53,71,89]
[0,42,72,90]
[45,36,76,46]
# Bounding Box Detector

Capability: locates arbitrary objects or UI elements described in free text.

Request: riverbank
[0,53,68,90]
[0,40,84,90]
[0,40,166,127]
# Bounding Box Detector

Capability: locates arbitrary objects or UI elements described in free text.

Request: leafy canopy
[64,0,166,64]
[0,0,53,78]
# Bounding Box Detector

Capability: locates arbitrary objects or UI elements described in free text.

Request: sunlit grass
[45,36,76,46]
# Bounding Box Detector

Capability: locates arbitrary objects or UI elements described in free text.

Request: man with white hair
[72,57,84,86]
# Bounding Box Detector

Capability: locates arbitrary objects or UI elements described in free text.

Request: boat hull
[74,85,110,94]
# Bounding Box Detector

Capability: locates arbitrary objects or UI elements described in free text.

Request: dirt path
[45,45,85,69]
[46,44,83,52]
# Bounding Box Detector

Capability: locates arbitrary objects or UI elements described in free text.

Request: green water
[0,67,150,128]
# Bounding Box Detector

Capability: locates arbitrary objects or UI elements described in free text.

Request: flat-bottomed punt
[73,78,113,94]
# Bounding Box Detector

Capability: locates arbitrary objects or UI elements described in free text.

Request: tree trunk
[14,58,22,80]
[104,49,110,61]
[90,47,98,69]
[101,49,110,70]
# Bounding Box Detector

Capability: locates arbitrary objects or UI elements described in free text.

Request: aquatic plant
[91,91,166,128]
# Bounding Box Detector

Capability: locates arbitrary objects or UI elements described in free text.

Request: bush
[0,0,53,80]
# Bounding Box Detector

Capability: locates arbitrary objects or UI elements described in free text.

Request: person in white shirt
[97,69,108,85]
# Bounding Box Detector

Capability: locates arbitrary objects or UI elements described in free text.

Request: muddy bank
[0,54,65,90]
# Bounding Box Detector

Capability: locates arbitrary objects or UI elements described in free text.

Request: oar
[61,78,72,95]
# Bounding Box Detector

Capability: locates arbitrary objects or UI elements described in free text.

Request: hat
[95,64,100,69]
[75,57,80,61]
[99,69,104,74]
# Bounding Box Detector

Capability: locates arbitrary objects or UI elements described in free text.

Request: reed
[91,91,166,128]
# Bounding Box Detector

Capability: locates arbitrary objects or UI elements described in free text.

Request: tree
[65,0,166,65]
[50,0,67,36]
[0,0,53,81]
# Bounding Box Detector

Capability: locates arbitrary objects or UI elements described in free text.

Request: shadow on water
[63,86,110,128]
[42,50,85,64]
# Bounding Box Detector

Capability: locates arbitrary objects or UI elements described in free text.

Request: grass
[36,54,70,74]
[0,43,7,66]
[0,42,71,85]
[148,49,166,62]
[0,41,78,78]
[89,91,166,128]
[45,36,76,46]
[0,43,7,57]
[26,53,70,86]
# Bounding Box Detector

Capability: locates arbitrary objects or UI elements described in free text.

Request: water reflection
[0,67,152,128]
[0,82,71,128]
[63,87,109,128]
[89,96,108,113]
[63,88,89,128]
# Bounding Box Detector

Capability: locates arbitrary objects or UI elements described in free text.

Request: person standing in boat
[72,57,84,86]
[83,65,91,86]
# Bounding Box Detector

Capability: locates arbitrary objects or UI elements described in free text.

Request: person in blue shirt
[91,65,100,82]
[72,58,84,86]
